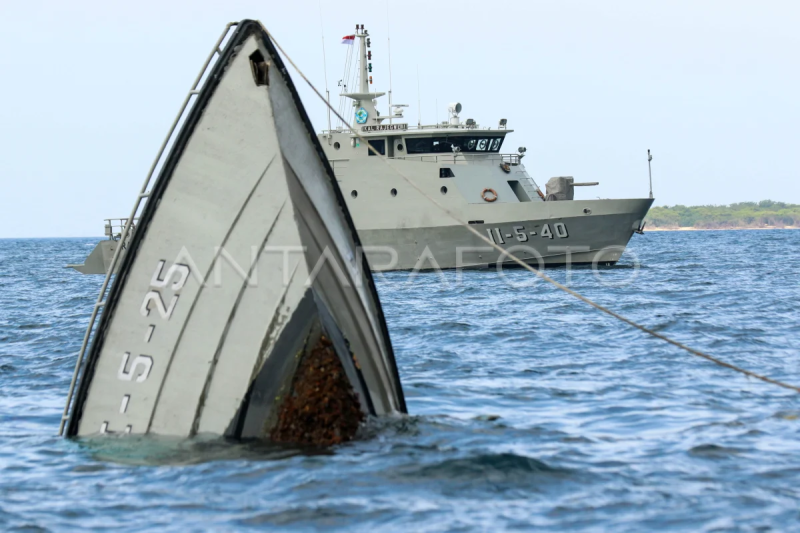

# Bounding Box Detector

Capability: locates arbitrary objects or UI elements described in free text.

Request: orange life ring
[481,188,498,202]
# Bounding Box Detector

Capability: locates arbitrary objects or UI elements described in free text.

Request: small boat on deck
[62,20,406,445]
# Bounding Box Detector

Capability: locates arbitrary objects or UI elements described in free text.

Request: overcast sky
[1,0,797,238]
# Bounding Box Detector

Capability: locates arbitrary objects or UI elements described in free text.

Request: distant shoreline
[645,201,799,231]
[647,226,799,232]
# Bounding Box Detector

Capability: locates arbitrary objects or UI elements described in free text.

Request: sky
[0,0,798,238]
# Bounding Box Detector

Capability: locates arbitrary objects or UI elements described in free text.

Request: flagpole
[338,34,356,128]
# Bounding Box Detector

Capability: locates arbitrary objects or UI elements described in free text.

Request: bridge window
[406,136,504,154]
[406,137,432,153]
[367,139,385,156]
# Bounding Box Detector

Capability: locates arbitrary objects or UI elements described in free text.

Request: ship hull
[65,21,406,441]
[358,198,654,271]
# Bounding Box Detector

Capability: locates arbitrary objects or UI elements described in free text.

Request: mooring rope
[264,27,800,394]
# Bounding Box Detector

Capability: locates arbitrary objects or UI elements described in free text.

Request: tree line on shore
[645,200,800,229]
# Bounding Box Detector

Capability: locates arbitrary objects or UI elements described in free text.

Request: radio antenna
[387,0,393,125]
[318,0,331,137]
[416,65,421,127]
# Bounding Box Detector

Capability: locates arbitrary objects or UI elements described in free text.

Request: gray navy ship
[318,25,653,271]
[68,24,653,275]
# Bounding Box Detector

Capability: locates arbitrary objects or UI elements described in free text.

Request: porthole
[440,186,448,195]
[351,190,358,199]
[583,208,591,214]
[333,142,340,150]
[397,143,404,151]
[391,188,397,197]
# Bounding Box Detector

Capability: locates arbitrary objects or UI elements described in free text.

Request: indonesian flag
[341,35,355,45]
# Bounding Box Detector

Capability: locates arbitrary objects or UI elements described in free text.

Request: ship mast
[340,24,386,129]
[357,26,369,93]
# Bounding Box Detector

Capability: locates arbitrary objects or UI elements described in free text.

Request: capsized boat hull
[66,20,405,442]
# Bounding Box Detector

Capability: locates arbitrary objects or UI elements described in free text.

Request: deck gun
[544,176,599,201]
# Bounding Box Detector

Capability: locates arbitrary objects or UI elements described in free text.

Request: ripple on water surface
[1,232,799,531]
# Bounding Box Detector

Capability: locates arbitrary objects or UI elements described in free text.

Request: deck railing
[321,123,510,135]
[103,218,139,241]
[391,153,521,165]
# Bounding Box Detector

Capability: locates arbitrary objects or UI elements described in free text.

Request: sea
[1,230,799,532]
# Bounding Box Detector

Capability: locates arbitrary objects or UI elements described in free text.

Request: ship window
[406,136,504,154]
[333,142,340,150]
[432,139,449,152]
[441,186,448,195]
[391,188,397,197]
[439,168,454,178]
[432,138,464,153]
[367,139,385,156]
[397,143,404,151]
[406,137,432,153]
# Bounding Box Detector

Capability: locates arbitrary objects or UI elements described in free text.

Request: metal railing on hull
[58,22,240,436]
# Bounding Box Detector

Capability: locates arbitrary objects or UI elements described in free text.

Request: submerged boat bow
[63,20,405,444]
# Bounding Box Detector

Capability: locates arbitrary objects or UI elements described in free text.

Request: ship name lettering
[361,124,408,132]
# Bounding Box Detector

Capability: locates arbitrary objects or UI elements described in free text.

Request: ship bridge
[324,25,518,161]
[318,23,541,206]
[321,122,523,167]
[324,119,520,165]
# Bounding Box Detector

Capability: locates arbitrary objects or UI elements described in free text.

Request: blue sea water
[1,230,800,532]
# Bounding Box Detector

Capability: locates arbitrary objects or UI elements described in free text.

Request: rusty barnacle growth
[270,335,365,446]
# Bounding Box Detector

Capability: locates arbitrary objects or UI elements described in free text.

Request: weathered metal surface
[270,334,365,446]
